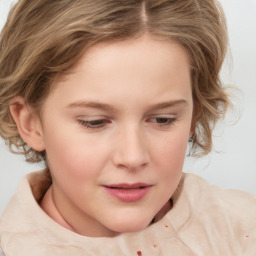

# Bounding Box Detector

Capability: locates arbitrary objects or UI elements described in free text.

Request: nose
[112,125,149,171]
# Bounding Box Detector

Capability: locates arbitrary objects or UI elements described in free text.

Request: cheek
[158,129,189,155]
[154,129,189,175]
[43,130,106,180]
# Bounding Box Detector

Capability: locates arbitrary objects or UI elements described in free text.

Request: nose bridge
[113,123,149,170]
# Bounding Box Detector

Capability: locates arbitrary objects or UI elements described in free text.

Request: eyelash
[77,116,176,130]
[78,119,110,129]
[147,117,176,127]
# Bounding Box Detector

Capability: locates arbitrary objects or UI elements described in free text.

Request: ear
[9,97,45,151]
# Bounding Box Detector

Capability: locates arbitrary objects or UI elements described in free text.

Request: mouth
[102,183,152,202]
[104,183,151,189]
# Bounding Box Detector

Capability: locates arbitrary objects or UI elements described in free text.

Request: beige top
[1,170,256,256]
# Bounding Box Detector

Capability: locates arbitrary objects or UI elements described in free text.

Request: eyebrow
[67,99,188,112]
[67,101,115,112]
[147,99,188,111]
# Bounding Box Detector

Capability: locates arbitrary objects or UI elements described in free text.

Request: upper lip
[103,183,152,189]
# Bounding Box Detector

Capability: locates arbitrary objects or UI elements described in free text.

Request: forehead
[43,35,192,111]
[72,35,190,73]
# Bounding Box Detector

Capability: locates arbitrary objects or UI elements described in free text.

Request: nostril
[113,152,149,171]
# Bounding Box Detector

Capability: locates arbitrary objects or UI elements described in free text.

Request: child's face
[37,35,193,237]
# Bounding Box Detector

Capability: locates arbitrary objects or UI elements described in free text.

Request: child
[0,0,256,255]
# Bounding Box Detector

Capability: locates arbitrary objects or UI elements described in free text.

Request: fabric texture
[1,169,256,256]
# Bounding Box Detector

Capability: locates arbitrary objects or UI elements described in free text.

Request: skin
[11,35,193,237]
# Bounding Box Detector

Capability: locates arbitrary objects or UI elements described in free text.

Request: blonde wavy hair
[0,0,230,163]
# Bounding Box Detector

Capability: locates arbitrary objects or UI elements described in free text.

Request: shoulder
[168,173,256,254]
[0,169,53,255]
[182,173,256,212]
[181,173,256,233]
[0,170,51,243]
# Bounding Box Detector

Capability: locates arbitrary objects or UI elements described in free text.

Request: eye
[78,119,111,129]
[147,117,176,127]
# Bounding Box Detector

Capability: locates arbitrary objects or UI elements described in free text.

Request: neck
[40,186,75,232]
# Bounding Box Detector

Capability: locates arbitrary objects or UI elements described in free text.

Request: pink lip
[103,183,152,202]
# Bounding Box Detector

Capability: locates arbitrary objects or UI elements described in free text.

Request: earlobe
[9,97,45,151]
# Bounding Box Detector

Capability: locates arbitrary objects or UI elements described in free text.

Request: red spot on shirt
[137,251,142,256]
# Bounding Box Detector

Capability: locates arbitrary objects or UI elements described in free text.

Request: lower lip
[103,186,152,202]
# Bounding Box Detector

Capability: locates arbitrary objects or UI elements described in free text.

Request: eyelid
[77,117,111,130]
[146,113,176,119]
[146,114,177,127]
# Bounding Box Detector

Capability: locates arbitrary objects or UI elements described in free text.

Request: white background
[0,0,256,215]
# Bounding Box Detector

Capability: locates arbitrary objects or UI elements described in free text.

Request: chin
[108,215,153,234]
